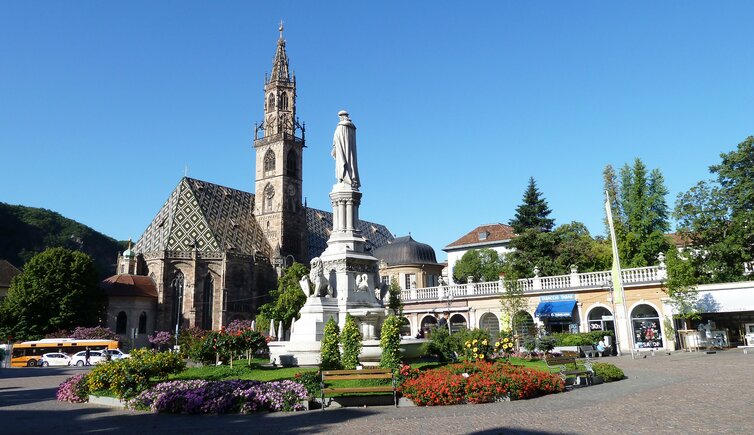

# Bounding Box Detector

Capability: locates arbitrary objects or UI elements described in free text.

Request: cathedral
[104,27,393,345]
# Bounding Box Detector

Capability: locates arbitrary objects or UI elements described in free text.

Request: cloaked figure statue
[331,110,360,188]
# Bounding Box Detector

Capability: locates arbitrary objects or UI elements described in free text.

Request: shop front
[535,294,580,334]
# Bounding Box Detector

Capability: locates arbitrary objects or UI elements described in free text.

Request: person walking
[84,347,91,366]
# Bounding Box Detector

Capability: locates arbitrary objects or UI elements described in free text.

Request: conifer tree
[320,317,341,370]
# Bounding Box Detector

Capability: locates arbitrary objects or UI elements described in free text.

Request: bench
[320,368,397,409]
[545,355,594,386]
[579,345,599,358]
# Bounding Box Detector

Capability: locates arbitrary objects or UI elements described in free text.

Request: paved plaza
[1,350,753,434]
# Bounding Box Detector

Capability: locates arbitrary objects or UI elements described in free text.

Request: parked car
[39,352,72,367]
[70,350,105,366]
[102,349,130,360]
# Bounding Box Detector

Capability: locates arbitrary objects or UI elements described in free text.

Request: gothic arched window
[171,271,185,332]
[267,93,275,111]
[286,149,297,176]
[116,311,127,334]
[202,274,214,330]
[280,92,288,110]
[264,149,276,175]
[138,312,147,334]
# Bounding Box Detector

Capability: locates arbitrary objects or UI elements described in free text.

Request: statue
[299,257,332,298]
[331,110,360,188]
[355,273,370,293]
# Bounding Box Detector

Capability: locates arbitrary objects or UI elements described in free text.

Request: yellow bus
[10,338,119,367]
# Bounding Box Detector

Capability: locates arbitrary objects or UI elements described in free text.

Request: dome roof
[100,274,158,298]
[373,235,438,266]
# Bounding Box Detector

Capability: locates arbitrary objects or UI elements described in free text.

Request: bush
[128,379,308,413]
[551,331,613,346]
[177,326,209,360]
[56,374,90,403]
[592,362,624,382]
[320,318,341,370]
[537,336,557,353]
[399,360,564,406]
[421,326,455,361]
[380,315,403,369]
[341,314,362,369]
[294,370,321,399]
[85,349,186,399]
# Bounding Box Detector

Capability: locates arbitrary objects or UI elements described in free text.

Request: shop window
[631,304,663,349]
[588,306,615,333]
[449,314,467,334]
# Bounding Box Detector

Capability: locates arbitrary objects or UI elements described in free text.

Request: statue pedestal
[289,297,340,343]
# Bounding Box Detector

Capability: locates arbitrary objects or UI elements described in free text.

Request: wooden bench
[320,368,397,409]
[545,355,594,386]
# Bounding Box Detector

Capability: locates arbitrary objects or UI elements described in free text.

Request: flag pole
[605,190,635,359]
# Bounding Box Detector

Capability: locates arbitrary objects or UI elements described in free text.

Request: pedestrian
[84,347,91,366]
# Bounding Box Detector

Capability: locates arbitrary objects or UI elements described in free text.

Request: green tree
[0,247,104,340]
[604,160,670,267]
[663,246,700,330]
[452,248,504,283]
[674,136,754,282]
[340,314,362,369]
[379,315,403,369]
[553,222,611,273]
[505,178,559,278]
[320,317,341,370]
[258,262,308,330]
[387,277,404,316]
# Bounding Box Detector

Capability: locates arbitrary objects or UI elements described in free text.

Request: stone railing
[401,264,667,303]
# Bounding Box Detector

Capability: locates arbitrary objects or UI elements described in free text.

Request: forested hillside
[0,202,126,277]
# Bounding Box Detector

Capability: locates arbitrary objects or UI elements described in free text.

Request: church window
[171,271,185,332]
[267,93,275,111]
[202,274,214,330]
[286,149,297,176]
[264,149,276,175]
[116,311,127,334]
[138,312,147,334]
[280,92,288,110]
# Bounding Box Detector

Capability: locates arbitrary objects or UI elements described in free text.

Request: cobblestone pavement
[2,350,753,434]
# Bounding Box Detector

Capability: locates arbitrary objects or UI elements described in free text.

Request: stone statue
[331,110,360,188]
[355,273,370,293]
[300,257,332,298]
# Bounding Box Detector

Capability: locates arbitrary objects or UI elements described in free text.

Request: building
[375,235,444,290]
[0,259,21,301]
[443,223,516,284]
[101,27,394,343]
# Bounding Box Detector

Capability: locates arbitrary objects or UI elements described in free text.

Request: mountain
[0,202,126,277]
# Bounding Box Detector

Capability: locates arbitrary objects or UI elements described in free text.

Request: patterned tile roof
[135,177,270,257]
[306,208,394,262]
[444,223,516,251]
[133,177,393,262]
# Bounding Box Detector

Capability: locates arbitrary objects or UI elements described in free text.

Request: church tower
[254,23,307,268]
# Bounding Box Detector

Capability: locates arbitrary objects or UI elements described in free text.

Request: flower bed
[399,361,564,406]
[56,374,90,403]
[128,379,308,414]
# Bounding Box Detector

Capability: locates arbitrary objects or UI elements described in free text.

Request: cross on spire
[279,20,284,39]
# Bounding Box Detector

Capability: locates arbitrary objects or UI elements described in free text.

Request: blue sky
[2,1,753,262]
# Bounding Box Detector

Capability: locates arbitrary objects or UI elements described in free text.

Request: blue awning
[535,300,577,319]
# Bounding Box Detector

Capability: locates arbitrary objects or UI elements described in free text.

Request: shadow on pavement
[469,429,575,435]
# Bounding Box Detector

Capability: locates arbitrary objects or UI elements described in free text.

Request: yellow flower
[503,337,510,343]
[479,354,485,359]
[473,347,478,352]
[495,342,501,347]
[473,339,478,345]
[465,340,470,346]
[481,339,488,346]
[466,343,471,348]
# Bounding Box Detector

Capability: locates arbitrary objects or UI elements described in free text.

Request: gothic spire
[270,21,290,82]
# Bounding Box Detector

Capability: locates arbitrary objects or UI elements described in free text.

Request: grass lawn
[169,358,317,382]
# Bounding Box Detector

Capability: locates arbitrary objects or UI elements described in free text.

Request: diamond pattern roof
[305,208,394,262]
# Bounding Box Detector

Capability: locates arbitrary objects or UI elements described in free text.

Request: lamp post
[442,293,454,333]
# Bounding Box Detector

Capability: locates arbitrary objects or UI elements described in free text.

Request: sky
[2,1,753,262]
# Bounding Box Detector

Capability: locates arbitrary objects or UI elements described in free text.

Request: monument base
[289,297,340,343]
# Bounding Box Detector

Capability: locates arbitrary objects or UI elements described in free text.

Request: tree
[509,177,555,233]
[452,248,504,284]
[663,246,700,330]
[258,262,308,330]
[0,247,104,340]
[387,277,404,316]
[553,222,611,273]
[320,317,341,370]
[603,160,670,268]
[505,178,559,278]
[379,315,403,369]
[499,279,528,331]
[340,314,362,369]
[674,136,754,282]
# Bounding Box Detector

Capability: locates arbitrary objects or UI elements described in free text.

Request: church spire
[269,21,290,83]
